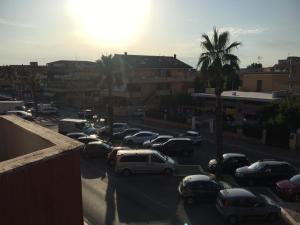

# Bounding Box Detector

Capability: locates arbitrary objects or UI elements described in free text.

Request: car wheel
[122,169,132,176]
[227,215,238,225]
[268,212,278,221]
[164,168,173,176]
[294,194,300,202]
[185,196,194,204]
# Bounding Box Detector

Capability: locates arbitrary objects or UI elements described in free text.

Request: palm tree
[27,73,41,116]
[96,55,123,141]
[197,27,241,177]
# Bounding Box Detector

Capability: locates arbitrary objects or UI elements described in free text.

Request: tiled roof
[115,54,193,69]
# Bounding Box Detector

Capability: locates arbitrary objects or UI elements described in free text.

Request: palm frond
[218,31,229,51]
[213,27,219,51]
[201,34,214,52]
[225,41,241,53]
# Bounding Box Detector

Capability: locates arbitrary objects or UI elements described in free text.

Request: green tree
[96,55,123,140]
[223,65,241,90]
[197,27,241,177]
[194,72,208,92]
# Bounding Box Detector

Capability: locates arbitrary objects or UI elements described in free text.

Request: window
[120,155,148,163]
[151,154,164,163]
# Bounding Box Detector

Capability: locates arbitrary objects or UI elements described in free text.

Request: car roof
[126,128,140,131]
[156,135,173,138]
[169,138,192,141]
[186,131,199,135]
[78,136,98,140]
[67,132,86,136]
[261,160,291,166]
[223,153,246,159]
[114,122,127,125]
[117,149,158,155]
[87,141,105,145]
[60,118,87,122]
[135,131,156,135]
[220,188,257,199]
[183,175,213,182]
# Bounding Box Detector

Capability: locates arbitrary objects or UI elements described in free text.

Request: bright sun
[69,0,150,44]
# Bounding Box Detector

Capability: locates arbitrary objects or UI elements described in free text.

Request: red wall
[0,150,83,225]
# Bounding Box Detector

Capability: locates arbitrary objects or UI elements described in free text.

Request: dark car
[276,174,300,201]
[78,109,94,120]
[152,138,194,156]
[208,153,250,174]
[113,128,141,140]
[66,132,87,140]
[216,188,281,225]
[83,141,112,158]
[179,130,202,145]
[77,135,100,145]
[235,160,295,186]
[178,174,223,204]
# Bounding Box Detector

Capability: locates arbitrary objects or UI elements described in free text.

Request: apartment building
[44,60,101,108]
[240,56,300,92]
[0,62,47,99]
[114,53,195,107]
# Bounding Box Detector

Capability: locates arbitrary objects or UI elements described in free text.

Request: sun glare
[69,0,150,45]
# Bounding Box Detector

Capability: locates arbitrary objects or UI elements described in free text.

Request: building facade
[113,53,195,109]
[44,60,101,108]
[240,56,300,93]
[0,62,47,100]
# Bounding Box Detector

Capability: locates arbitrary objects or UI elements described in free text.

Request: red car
[276,174,300,201]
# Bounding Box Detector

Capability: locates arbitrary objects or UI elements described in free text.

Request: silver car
[142,135,173,148]
[115,149,176,176]
[216,188,281,224]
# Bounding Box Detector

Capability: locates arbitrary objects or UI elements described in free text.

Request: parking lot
[34,111,297,225]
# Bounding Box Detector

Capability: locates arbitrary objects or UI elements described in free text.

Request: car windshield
[101,143,112,150]
[156,152,167,161]
[248,162,265,170]
[290,175,300,186]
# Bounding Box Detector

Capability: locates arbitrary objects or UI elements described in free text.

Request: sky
[0,0,299,68]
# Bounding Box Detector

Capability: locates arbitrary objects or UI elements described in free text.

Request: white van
[115,149,176,176]
[58,118,96,135]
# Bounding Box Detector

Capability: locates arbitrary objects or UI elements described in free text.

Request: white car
[124,131,159,145]
[142,135,173,148]
[7,110,33,120]
[179,131,202,145]
[99,122,128,135]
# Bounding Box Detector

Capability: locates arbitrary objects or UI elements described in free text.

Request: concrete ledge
[0,115,83,174]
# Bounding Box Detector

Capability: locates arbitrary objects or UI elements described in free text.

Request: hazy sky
[0,0,299,68]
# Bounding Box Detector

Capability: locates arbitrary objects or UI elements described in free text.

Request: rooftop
[115,53,193,69]
[192,91,282,103]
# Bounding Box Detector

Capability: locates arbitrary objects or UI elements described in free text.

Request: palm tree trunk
[215,89,223,178]
[108,85,114,141]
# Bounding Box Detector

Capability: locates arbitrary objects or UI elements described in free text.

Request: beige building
[240,56,300,92]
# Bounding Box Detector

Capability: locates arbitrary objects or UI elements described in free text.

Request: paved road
[35,115,289,225]
[80,158,286,225]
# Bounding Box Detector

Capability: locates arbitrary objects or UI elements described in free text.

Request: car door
[235,198,257,220]
[150,153,166,173]
[134,154,150,173]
